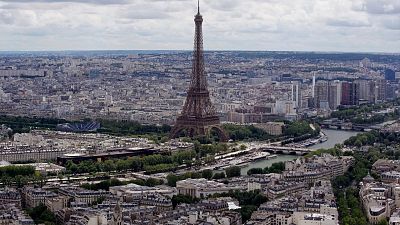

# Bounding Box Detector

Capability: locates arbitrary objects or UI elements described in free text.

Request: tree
[145,178,163,187]
[332,175,351,189]
[171,195,199,209]
[116,160,129,172]
[65,160,78,174]
[27,203,56,225]
[15,175,28,188]
[127,157,143,172]
[167,174,179,187]
[103,160,116,172]
[0,165,35,177]
[211,190,267,223]
[225,166,241,178]
[377,219,388,225]
[239,205,257,222]
[265,162,285,174]
[223,124,272,141]
[284,121,314,137]
[201,169,213,180]
[247,168,264,175]
[35,173,47,188]
[212,172,226,180]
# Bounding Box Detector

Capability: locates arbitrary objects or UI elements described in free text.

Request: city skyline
[1,2,400,225]
[0,0,399,53]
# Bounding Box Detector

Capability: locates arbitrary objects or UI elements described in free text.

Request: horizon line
[0,49,399,55]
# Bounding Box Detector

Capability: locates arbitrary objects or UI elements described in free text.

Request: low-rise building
[59,187,108,205]
[292,212,337,225]
[265,180,307,200]
[382,171,400,184]
[0,146,68,163]
[0,188,22,208]
[168,211,242,225]
[373,159,400,174]
[248,180,339,225]
[23,187,58,208]
[109,183,176,203]
[390,210,400,225]
[283,154,354,185]
[176,178,243,198]
[140,193,173,212]
[0,204,34,225]
[66,212,108,225]
[45,196,69,213]
[360,182,396,224]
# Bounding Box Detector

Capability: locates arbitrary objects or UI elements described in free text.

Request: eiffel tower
[170,1,228,142]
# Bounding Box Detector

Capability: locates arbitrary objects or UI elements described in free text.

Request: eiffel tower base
[170,117,228,142]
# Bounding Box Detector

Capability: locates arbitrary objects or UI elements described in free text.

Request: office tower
[170,1,228,141]
[296,84,300,108]
[374,79,387,103]
[312,73,316,98]
[328,80,342,110]
[385,69,396,81]
[354,79,374,103]
[314,80,329,109]
[341,81,359,106]
[291,82,300,108]
[386,83,397,100]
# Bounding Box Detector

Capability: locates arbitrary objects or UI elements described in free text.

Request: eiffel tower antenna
[170,1,228,142]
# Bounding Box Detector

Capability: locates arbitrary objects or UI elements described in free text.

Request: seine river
[240,129,360,175]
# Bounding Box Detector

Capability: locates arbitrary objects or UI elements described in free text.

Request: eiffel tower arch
[170,1,228,142]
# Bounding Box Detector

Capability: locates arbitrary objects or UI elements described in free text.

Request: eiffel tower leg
[209,125,229,142]
[169,126,184,139]
[189,128,196,137]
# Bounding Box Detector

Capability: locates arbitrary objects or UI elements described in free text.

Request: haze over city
[0,0,399,52]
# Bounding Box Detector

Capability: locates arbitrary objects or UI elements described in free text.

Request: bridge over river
[251,144,315,156]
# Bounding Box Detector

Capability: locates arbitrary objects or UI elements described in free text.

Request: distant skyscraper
[170,1,228,141]
[385,69,396,81]
[341,81,359,106]
[386,83,397,100]
[315,80,329,109]
[354,79,374,103]
[296,84,300,108]
[374,79,387,103]
[291,82,300,108]
[328,80,342,110]
[312,73,316,98]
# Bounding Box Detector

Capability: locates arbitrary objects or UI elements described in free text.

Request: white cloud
[0,0,398,52]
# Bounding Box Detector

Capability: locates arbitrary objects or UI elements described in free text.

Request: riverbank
[239,129,360,175]
[283,131,328,148]
[240,155,298,175]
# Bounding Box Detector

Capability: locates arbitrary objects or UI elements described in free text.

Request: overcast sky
[0,0,399,52]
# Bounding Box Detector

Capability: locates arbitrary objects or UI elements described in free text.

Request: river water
[240,129,360,175]
[310,129,360,150]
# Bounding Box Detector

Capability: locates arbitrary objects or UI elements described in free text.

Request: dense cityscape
[1,0,400,225]
[0,51,399,125]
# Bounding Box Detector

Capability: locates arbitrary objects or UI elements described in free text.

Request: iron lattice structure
[170,3,228,141]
